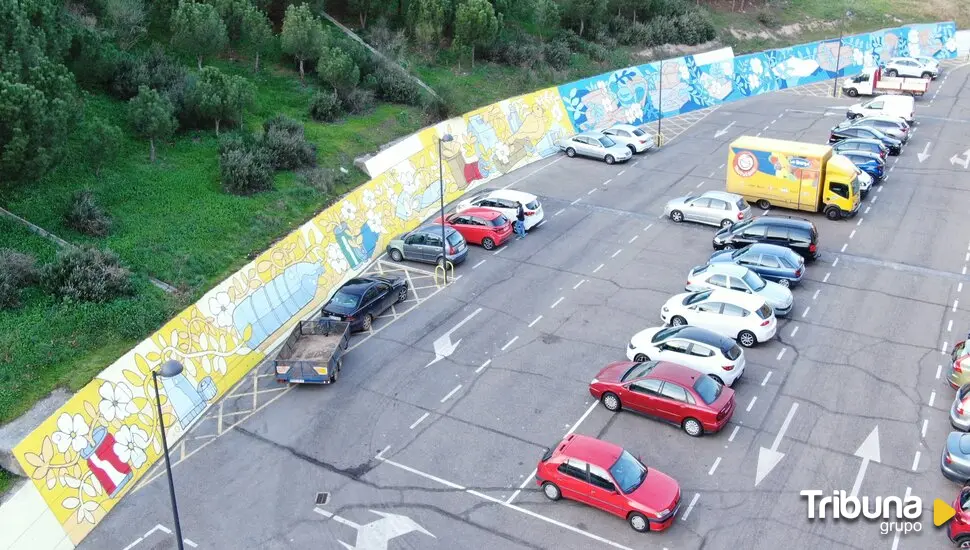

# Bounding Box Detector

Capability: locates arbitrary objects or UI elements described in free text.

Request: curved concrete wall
[6,20,957,549]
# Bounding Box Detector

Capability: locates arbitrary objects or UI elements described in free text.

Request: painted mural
[10,20,958,548]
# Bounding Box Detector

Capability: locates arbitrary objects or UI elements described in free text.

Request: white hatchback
[626,325,746,386]
[660,288,777,348]
[602,124,654,154]
[457,188,545,231]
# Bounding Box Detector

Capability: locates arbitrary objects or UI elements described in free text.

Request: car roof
[707,288,768,310]
[836,138,883,147]
[337,277,377,295]
[488,188,538,202]
[667,325,736,348]
[843,150,882,160]
[701,190,742,202]
[456,207,503,219]
[558,434,623,468]
[745,242,800,257]
[607,124,641,132]
[414,224,459,235]
[650,361,705,386]
[701,262,749,277]
[751,215,815,229]
[576,131,607,138]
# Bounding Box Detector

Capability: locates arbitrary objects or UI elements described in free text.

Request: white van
[847,95,915,124]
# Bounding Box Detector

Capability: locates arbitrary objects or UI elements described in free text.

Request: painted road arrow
[714,121,736,138]
[425,307,482,367]
[755,402,799,486]
[917,142,932,163]
[849,426,881,498]
[951,149,970,169]
[315,508,435,550]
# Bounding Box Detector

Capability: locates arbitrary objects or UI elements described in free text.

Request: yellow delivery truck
[726,136,861,220]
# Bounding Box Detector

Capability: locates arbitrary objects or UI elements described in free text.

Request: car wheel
[362,314,374,332]
[602,392,621,412]
[682,417,703,437]
[825,206,842,221]
[777,278,791,288]
[885,69,898,77]
[566,147,576,158]
[845,88,858,97]
[721,244,735,250]
[956,535,970,549]
[605,154,616,165]
[633,353,650,362]
[738,330,757,348]
[396,286,409,303]
[389,249,403,262]
[541,482,562,501]
[921,72,933,80]
[709,374,725,385]
[670,210,684,223]
[482,237,495,250]
[627,145,637,155]
[628,512,650,533]
[719,218,734,229]
[671,315,687,326]
[756,199,771,210]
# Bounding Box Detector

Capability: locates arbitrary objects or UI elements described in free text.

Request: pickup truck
[841,67,928,98]
[274,319,350,384]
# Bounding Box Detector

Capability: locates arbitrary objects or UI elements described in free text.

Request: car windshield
[742,270,766,291]
[598,136,617,147]
[446,232,463,246]
[731,244,754,259]
[632,128,646,137]
[621,361,657,382]
[693,375,722,405]
[651,325,684,343]
[684,290,713,305]
[729,219,753,232]
[610,450,647,494]
[329,291,359,309]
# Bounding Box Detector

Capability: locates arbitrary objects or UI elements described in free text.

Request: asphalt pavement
[79,59,970,550]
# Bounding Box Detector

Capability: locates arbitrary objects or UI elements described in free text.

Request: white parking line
[746,396,758,412]
[587,188,597,195]
[696,181,705,188]
[604,178,613,185]
[550,297,565,309]
[681,493,701,521]
[571,198,581,205]
[529,315,543,328]
[493,246,507,255]
[644,224,653,231]
[410,412,430,430]
[440,385,463,403]
[761,371,772,386]
[954,299,960,312]
[929,391,937,407]
[944,341,950,353]
[629,235,639,244]
[949,320,954,332]
[790,326,799,337]
[922,419,929,438]
[937,364,943,379]
[840,243,847,253]
[476,359,491,374]
[708,457,722,476]
[501,336,519,351]
[856,217,863,226]
[812,290,820,300]
[554,208,565,216]
[891,487,913,550]
[573,279,586,290]
[593,263,604,273]
[375,445,391,460]
[872,195,878,203]
[612,248,623,258]
[728,426,739,442]
[960,282,964,293]
[472,260,486,269]
[618,170,626,176]
[823,272,830,283]
[832,257,839,267]
[911,452,921,471]
[776,348,787,361]
[184,540,198,549]
[964,266,967,275]
[801,307,811,318]
[966,252,970,263]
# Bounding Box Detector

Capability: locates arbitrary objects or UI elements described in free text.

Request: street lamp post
[437,134,454,283]
[152,360,186,550]
[833,9,854,98]
[656,60,663,147]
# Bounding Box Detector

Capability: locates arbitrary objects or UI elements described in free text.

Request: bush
[297,166,349,194]
[675,11,716,45]
[756,9,780,28]
[67,26,124,91]
[309,90,342,122]
[646,17,678,46]
[0,249,40,310]
[341,88,376,114]
[544,39,572,70]
[262,115,317,170]
[365,19,408,60]
[110,44,189,119]
[420,95,452,125]
[372,62,423,106]
[220,147,274,195]
[64,190,113,237]
[42,247,133,303]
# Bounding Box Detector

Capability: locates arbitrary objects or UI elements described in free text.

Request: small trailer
[841,67,929,97]
[273,319,350,384]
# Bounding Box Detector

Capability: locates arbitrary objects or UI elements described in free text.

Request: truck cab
[842,67,928,98]
[821,154,862,219]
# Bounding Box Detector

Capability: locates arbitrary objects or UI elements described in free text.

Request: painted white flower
[678,63,690,81]
[382,183,398,205]
[946,37,956,53]
[852,48,863,67]
[365,210,385,234]
[113,424,150,468]
[326,243,349,274]
[750,58,763,74]
[340,200,358,220]
[362,189,376,209]
[747,73,762,90]
[98,382,138,422]
[208,292,235,328]
[52,413,90,454]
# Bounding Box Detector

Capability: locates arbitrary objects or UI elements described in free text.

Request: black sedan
[828,125,902,156]
[321,276,409,332]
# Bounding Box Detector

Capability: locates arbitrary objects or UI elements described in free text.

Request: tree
[349,0,387,29]
[212,0,252,59]
[81,117,123,175]
[127,85,177,162]
[101,0,148,50]
[281,3,327,83]
[316,47,360,95]
[406,0,445,48]
[190,67,256,134]
[453,0,499,68]
[170,0,229,69]
[533,0,560,40]
[240,5,275,72]
[562,0,607,36]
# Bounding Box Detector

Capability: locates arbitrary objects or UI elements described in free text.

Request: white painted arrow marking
[755,402,799,486]
[714,121,736,138]
[850,426,881,498]
[917,141,932,163]
[951,149,970,169]
[425,308,482,367]
[317,508,435,550]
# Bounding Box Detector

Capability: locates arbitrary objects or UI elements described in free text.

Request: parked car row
[559,123,655,164]
[939,333,970,547]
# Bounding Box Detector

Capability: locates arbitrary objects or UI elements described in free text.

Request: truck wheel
[845,88,858,97]
[825,206,842,221]
[756,199,770,210]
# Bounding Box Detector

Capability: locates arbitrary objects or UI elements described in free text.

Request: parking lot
[83,59,970,550]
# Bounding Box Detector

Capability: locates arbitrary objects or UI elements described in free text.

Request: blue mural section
[555,21,957,135]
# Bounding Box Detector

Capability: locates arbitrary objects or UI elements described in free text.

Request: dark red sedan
[949,486,970,547]
[589,360,735,437]
[436,207,512,250]
[536,434,681,532]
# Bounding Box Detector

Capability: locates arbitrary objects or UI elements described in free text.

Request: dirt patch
[727,20,840,42]
[635,39,725,59]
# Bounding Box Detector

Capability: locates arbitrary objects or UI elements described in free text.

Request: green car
[950,340,970,390]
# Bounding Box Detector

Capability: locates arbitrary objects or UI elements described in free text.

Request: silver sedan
[664,190,751,228]
[685,263,794,317]
[559,131,633,165]
[942,431,970,482]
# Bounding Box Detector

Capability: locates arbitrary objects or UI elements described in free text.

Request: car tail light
[449,245,456,254]
[795,269,802,277]
[760,319,770,327]
[737,211,744,220]
[809,243,817,253]
[525,211,535,216]
[945,451,954,465]
[722,364,735,371]
[958,402,965,416]
[955,362,964,374]
[829,133,836,141]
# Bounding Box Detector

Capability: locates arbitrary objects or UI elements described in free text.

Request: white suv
[660,289,777,348]
[457,188,545,231]
[883,57,938,79]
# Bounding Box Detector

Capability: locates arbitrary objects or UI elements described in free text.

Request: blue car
[708,243,805,288]
[839,150,886,183]
[829,125,902,156]
[832,138,889,161]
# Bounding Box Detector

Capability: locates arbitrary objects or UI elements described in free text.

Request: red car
[949,486,970,547]
[437,207,512,250]
[589,360,736,437]
[536,434,681,532]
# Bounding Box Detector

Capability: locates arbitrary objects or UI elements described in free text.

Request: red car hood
[595,361,637,382]
[630,468,680,514]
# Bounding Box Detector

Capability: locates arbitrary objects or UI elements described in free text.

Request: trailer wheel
[845,88,858,98]
[329,359,342,383]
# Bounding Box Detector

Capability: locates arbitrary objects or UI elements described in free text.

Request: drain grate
[315,492,330,506]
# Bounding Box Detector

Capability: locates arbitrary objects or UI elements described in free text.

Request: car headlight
[655,508,671,518]
[590,378,599,384]
[662,306,669,312]
[628,342,636,349]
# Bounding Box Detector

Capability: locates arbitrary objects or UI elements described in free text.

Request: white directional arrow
[424,307,482,367]
[714,121,736,138]
[337,510,436,550]
[755,402,799,486]
[849,426,881,498]
[917,141,932,163]
[951,149,970,169]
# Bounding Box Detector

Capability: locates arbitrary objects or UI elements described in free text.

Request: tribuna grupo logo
[801,490,924,536]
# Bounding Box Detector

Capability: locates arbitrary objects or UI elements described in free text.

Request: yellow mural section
[12,86,573,545]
